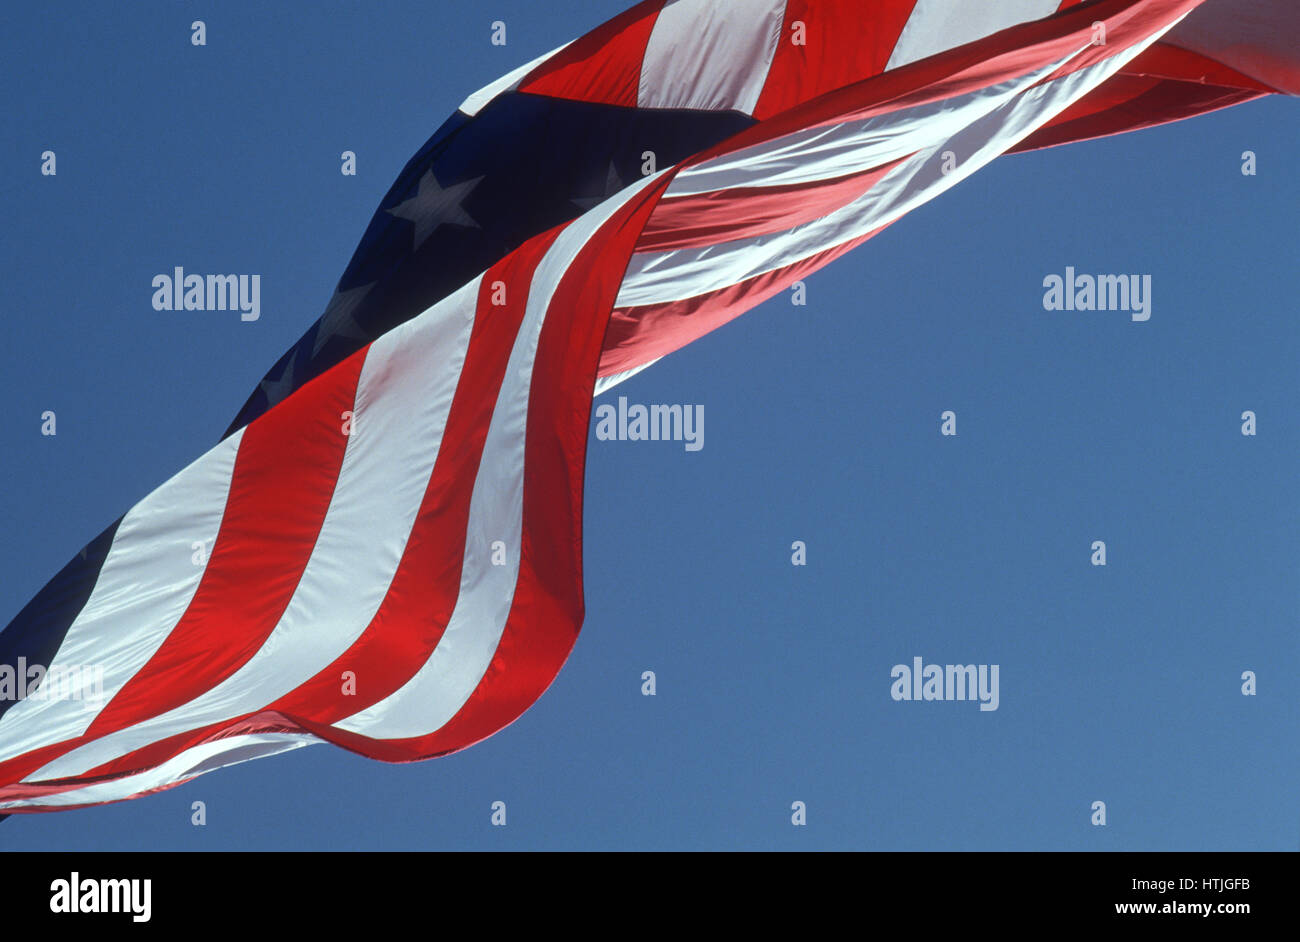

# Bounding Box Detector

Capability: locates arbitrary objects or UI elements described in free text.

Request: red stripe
[258,233,565,722]
[754,0,918,120]
[1118,41,1277,91]
[0,711,310,810]
[0,769,196,811]
[1012,77,1264,151]
[683,0,1205,173]
[68,180,675,778]
[282,175,678,763]
[0,351,367,788]
[1024,70,1165,131]
[6,183,670,794]
[1010,32,1276,153]
[85,356,365,736]
[404,173,674,759]
[70,232,569,783]
[518,0,664,108]
[598,0,1204,380]
[599,223,888,378]
[1160,0,1300,95]
[637,157,909,252]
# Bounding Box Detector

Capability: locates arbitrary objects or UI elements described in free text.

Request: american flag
[1,0,1294,812]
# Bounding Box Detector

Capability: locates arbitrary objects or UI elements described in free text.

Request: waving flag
[1,0,1295,812]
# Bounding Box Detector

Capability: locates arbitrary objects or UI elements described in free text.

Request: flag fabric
[223,0,1298,425]
[1,0,1294,812]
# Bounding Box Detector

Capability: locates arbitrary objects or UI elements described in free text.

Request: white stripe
[28,277,483,781]
[0,732,317,810]
[617,27,1177,311]
[619,51,1081,307]
[594,357,663,396]
[335,172,666,740]
[886,0,1061,71]
[638,0,787,113]
[667,42,1077,199]
[0,431,243,763]
[459,41,574,116]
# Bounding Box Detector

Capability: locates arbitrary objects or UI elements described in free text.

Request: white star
[571,161,624,212]
[385,170,484,249]
[311,282,375,357]
[258,357,299,408]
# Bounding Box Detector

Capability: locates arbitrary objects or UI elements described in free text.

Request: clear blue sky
[1,1,1295,850]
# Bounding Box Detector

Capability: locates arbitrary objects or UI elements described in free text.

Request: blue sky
[1,1,1295,850]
